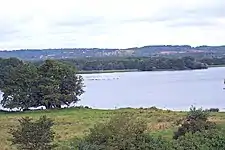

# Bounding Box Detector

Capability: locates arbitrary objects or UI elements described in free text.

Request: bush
[71,105,92,109]
[72,113,172,150]
[136,135,173,150]
[76,141,105,150]
[207,108,219,112]
[85,113,147,149]
[9,116,55,150]
[174,129,225,150]
[173,106,216,139]
[76,133,172,150]
[186,106,209,121]
[148,106,161,111]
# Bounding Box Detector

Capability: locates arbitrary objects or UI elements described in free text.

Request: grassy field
[0,107,225,150]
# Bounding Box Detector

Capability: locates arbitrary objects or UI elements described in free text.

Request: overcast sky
[0,0,225,50]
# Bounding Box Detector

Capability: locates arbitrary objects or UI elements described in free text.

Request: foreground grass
[0,107,225,150]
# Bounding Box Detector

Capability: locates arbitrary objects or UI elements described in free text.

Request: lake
[1,67,225,111]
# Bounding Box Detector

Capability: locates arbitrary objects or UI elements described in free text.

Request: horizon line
[1,44,225,51]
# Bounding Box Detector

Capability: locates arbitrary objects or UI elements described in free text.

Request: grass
[0,107,225,149]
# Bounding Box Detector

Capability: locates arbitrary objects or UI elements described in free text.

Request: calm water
[1,67,225,111]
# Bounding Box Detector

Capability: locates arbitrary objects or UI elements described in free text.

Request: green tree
[1,63,38,110]
[9,116,55,150]
[0,58,24,89]
[36,60,84,109]
[0,58,84,110]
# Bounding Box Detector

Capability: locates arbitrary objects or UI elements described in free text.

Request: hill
[1,45,225,60]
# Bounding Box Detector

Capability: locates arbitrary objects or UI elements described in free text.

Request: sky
[0,0,225,50]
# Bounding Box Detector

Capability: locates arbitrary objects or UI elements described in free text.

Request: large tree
[36,60,84,109]
[1,63,38,110]
[0,58,24,89]
[0,58,84,110]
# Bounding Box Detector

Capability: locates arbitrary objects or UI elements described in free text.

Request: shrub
[174,129,225,150]
[76,133,172,150]
[186,106,209,121]
[72,105,92,109]
[9,116,55,150]
[173,106,216,139]
[207,108,219,112]
[76,141,104,150]
[148,106,161,111]
[85,113,147,149]
[136,135,174,150]
[72,113,173,150]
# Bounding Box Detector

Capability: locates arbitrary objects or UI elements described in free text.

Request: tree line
[55,56,208,71]
[200,57,225,66]
[3,57,213,74]
[0,58,84,110]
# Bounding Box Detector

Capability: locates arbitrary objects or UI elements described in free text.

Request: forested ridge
[34,56,208,71]
[4,56,225,74]
[34,56,225,72]
[1,45,225,60]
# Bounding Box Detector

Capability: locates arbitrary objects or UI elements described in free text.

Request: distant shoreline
[78,68,203,74]
[208,64,225,68]
[78,69,139,74]
[78,65,225,74]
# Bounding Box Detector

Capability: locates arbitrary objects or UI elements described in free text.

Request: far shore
[78,65,225,74]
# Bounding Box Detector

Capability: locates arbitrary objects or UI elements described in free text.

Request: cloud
[53,16,105,27]
[0,0,225,50]
[123,0,225,26]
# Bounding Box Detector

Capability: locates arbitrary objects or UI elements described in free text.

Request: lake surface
[1,67,225,111]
